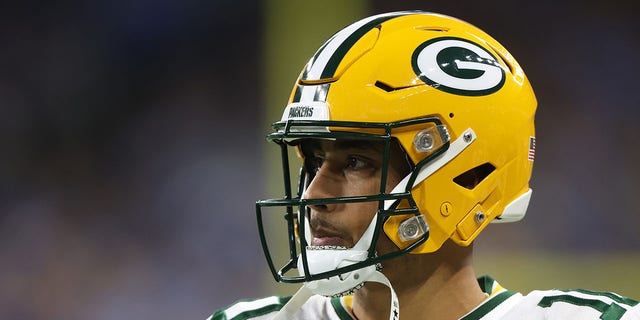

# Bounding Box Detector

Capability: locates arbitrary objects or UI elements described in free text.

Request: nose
[302,165,341,213]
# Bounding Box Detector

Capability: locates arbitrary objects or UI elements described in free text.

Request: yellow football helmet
[256,11,536,292]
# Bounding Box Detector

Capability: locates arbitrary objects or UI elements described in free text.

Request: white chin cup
[298,248,377,296]
[298,213,379,296]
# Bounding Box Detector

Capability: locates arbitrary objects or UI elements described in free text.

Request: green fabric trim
[538,295,626,320]
[210,296,291,320]
[461,290,516,320]
[331,297,354,320]
[476,275,497,294]
[561,289,639,307]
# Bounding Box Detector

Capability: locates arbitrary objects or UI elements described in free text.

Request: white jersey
[209,276,640,320]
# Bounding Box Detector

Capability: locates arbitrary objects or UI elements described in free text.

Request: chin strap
[368,271,400,320]
[272,285,314,320]
[272,271,399,320]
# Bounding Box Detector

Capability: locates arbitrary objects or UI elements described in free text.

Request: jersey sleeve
[509,289,640,320]
[208,296,291,320]
[207,295,343,320]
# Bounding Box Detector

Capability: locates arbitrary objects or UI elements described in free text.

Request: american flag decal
[528,136,536,161]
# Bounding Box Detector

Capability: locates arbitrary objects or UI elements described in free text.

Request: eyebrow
[333,140,384,152]
[299,139,385,157]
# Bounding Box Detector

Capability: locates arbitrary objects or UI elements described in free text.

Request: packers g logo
[411,37,505,96]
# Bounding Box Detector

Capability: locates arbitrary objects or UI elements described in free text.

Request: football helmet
[256,11,536,296]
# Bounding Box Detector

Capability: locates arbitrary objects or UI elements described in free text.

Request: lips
[311,236,347,247]
[310,228,350,247]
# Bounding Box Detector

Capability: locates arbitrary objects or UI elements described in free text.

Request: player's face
[301,139,409,250]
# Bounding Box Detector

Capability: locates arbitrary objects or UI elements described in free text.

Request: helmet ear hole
[453,163,496,189]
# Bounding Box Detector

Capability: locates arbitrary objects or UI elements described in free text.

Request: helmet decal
[528,136,536,162]
[280,101,330,122]
[293,12,415,104]
[412,37,506,96]
[301,11,414,82]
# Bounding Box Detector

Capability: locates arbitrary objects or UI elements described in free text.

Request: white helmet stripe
[293,11,419,103]
[303,12,407,81]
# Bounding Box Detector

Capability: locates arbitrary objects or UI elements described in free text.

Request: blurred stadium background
[0,0,638,319]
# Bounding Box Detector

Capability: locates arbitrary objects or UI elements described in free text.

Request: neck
[351,241,486,320]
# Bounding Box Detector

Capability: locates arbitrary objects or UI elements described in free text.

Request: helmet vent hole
[453,163,495,189]
[416,26,450,32]
[374,80,395,92]
[374,80,421,92]
[449,113,454,118]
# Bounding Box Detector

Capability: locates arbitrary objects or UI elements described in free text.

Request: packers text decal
[412,37,505,96]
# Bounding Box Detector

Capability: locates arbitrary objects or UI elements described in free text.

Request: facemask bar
[256,116,450,284]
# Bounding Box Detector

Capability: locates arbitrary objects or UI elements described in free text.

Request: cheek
[344,201,379,239]
[347,201,398,255]
[344,175,382,197]
[343,180,380,230]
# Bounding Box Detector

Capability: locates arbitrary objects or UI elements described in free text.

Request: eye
[345,156,369,170]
